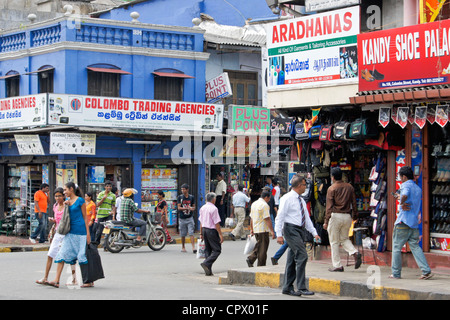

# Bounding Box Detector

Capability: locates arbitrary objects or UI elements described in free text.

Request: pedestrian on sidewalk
[85,191,96,236]
[230,184,250,241]
[246,189,275,267]
[177,184,197,253]
[93,181,116,245]
[48,182,92,288]
[199,192,223,276]
[215,173,227,227]
[390,166,433,280]
[29,183,50,244]
[275,174,320,297]
[323,167,361,272]
[36,188,77,286]
[157,190,175,244]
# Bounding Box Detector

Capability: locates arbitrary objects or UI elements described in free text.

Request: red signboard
[358,18,450,92]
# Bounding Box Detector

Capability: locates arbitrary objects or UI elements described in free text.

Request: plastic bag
[196,239,206,259]
[225,217,236,228]
[80,243,105,284]
[243,235,257,255]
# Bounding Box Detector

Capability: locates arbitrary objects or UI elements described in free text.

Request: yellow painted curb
[308,277,341,296]
[255,272,281,288]
[0,248,11,253]
[373,286,410,300]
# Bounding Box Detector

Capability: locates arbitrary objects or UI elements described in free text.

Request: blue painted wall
[97,0,276,27]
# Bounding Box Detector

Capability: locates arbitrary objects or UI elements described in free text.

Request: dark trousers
[31,212,47,243]
[248,232,270,266]
[216,196,226,227]
[202,228,222,270]
[283,223,308,291]
[94,216,112,243]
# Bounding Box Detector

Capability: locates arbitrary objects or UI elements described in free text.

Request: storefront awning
[152,72,194,79]
[87,67,132,75]
[349,87,450,105]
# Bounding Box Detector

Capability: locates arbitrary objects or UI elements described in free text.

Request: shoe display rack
[430,142,450,254]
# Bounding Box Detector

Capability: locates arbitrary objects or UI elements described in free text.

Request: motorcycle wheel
[147,227,166,251]
[105,230,125,253]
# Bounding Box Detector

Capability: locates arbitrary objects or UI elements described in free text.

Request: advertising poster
[14,134,45,155]
[378,107,390,128]
[56,160,77,188]
[50,132,96,155]
[48,94,224,132]
[0,94,47,129]
[229,105,270,134]
[414,106,427,129]
[358,17,450,91]
[266,6,360,89]
[397,107,409,128]
[436,105,449,127]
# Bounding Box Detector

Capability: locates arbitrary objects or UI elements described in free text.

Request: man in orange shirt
[29,184,50,244]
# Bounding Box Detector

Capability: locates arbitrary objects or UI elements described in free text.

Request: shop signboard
[358,17,450,92]
[47,94,224,132]
[0,94,47,129]
[206,72,233,103]
[270,115,294,137]
[265,6,360,89]
[229,105,270,134]
[50,132,96,155]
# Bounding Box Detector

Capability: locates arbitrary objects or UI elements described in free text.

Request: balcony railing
[0,16,202,54]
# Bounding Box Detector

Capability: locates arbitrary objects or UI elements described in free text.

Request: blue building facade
[0,16,215,226]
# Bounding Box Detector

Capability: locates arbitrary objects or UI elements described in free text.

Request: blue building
[0,15,219,228]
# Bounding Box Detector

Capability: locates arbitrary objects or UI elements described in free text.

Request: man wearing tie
[275,174,320,297]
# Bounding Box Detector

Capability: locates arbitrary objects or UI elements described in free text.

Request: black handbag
[80,243,105,284]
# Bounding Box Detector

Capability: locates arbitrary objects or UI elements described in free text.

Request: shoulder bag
[57,205,71,235]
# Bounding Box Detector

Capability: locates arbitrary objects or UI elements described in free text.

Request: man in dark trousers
[199,192,223,276]
[275,174,320,297]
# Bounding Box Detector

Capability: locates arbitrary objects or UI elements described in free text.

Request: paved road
[0,239,350,301]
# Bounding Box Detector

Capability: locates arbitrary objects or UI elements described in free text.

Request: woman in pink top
[36,188,77,286]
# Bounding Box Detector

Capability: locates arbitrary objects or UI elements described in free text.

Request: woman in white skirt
[36,188,77,285]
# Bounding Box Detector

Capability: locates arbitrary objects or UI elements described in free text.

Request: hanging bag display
[309,125,322,139]
[56,205,70,235]
[293,121,309,140]
[349,118,378,140]
[319,124,340,143]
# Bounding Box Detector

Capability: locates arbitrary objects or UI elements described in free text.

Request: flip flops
[36,278,48,285]
[47,281,60,288]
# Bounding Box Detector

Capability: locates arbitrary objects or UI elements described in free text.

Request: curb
[220,269,450,300]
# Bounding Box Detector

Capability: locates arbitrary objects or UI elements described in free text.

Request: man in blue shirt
[390,166,432,280]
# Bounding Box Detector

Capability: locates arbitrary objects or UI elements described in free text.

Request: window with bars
[88,71,120,97]
[154,76,183,101]
[224,70,259,106]
[6,76,20,97]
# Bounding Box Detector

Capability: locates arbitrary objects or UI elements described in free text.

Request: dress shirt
[250,198,271,233]
[199,202,221,229]
[232,191,250,207]
[275,190,318,238]
[273,186,281,205]
[325,180,357,224]
[215,180,227,196]
[395,180,422,229]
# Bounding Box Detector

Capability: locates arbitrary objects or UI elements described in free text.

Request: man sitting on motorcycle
[120,188,151,243]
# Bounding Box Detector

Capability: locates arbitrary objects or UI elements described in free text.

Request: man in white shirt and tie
[275,174,320,297]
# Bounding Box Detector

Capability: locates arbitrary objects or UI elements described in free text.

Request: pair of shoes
[419,273,433,280]
[29,237,36,244]
[229,233,236,241]
[246,257,254,268]
[328,267,344,272]
[361,69,374,81]
[200,263,213,276]
[282,289,302,297]
[353,252,362,269]
[271,257,278,265]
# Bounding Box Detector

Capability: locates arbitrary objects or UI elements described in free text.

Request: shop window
[38,69,54,93]
[5,75,20,97]
[88,71,120,97]
[154,75,183,101]
[224,70,259,106]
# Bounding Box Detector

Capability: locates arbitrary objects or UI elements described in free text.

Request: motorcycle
[103,211,166,253]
